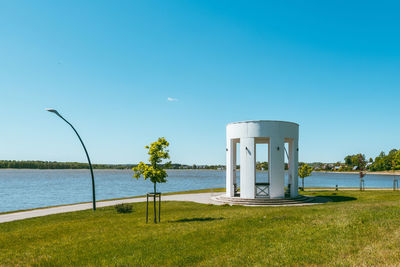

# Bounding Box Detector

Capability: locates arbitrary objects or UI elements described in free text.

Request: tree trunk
[302,178,304,191]
[153,182,157,224]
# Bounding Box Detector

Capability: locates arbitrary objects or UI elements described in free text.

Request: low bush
[114,203,133,213]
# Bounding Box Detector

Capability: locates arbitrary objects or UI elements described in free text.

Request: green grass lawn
[1,190,400,266]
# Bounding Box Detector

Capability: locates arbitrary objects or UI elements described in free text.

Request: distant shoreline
[0,168,226,171]
[1,168,399,175]
[314,170,400,176]
[0,160,224,170]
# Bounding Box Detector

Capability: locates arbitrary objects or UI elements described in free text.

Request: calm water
[0,169,398,213]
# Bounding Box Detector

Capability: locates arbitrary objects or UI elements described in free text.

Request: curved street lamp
[46,108,96,210]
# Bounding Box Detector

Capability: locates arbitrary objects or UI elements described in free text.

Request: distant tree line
[369,149,400,171]
[256,162,269,171]
[6,149,399,171]
[0,160,134,169]
[311,148,400,172]
[173,164,225,170]
[0,161,226,170]
[255,162,289,171]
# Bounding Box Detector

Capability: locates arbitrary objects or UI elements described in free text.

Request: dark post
[153,182,157,224]
[359,171,366,191]
[47,109,96,210]
[159,193,161,222]
[58,114,96,210]
[146,194,149,223]
[146,182,162,224]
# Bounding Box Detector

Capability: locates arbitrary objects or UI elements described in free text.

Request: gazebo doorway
[255,139,269,198]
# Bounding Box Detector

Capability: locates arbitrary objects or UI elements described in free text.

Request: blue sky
[0,1,399,165]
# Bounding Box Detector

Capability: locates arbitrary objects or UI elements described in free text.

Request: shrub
[114,203,133,213]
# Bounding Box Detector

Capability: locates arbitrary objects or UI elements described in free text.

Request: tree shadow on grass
[314,195,357,203]
[169,217,224,223]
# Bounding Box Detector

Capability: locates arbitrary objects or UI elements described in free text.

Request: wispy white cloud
[167,97,178,102]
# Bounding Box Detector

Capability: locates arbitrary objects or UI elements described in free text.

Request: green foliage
[256,161,268,170]
[344,154,366,170]
[298,164,313,179]
[114,203,133,213]
[0,160,224,170]
[0,160,133,169]
[369,149,400,171]
[298,164,313,189]
[132,137,170,185]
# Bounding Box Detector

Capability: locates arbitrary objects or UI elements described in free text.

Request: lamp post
[46,108,96,210]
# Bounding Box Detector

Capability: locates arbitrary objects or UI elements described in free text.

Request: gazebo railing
[255,183,269,198]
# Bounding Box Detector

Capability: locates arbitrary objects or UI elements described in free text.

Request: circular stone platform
[212,195,330,206]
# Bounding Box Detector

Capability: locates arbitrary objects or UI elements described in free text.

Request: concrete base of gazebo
[212,194,329,206]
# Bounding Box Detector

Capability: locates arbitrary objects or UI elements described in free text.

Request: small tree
[298,164,313,190]
[133,137,170,222]
[133,137,170,193]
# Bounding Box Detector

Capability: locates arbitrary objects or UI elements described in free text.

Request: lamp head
[45,108,60,115]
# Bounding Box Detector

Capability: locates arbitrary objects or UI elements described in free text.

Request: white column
[269,137,285,199]
[240,137,256,199]
[291,139,299,197]
[289,140,298,197]
[226,138,235,197]
[232,140,237,192]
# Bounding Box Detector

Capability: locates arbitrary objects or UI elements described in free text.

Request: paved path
[0,192,223,224]
[304,188,396,191]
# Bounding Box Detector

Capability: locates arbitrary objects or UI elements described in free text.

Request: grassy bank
[1,190,400,266]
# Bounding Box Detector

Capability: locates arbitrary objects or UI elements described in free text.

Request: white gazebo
[226,120,299,199]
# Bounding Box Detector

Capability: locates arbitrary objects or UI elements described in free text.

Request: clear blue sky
[1,1,399,165]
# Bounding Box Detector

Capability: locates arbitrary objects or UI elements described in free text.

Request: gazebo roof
[227,120,299,126]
